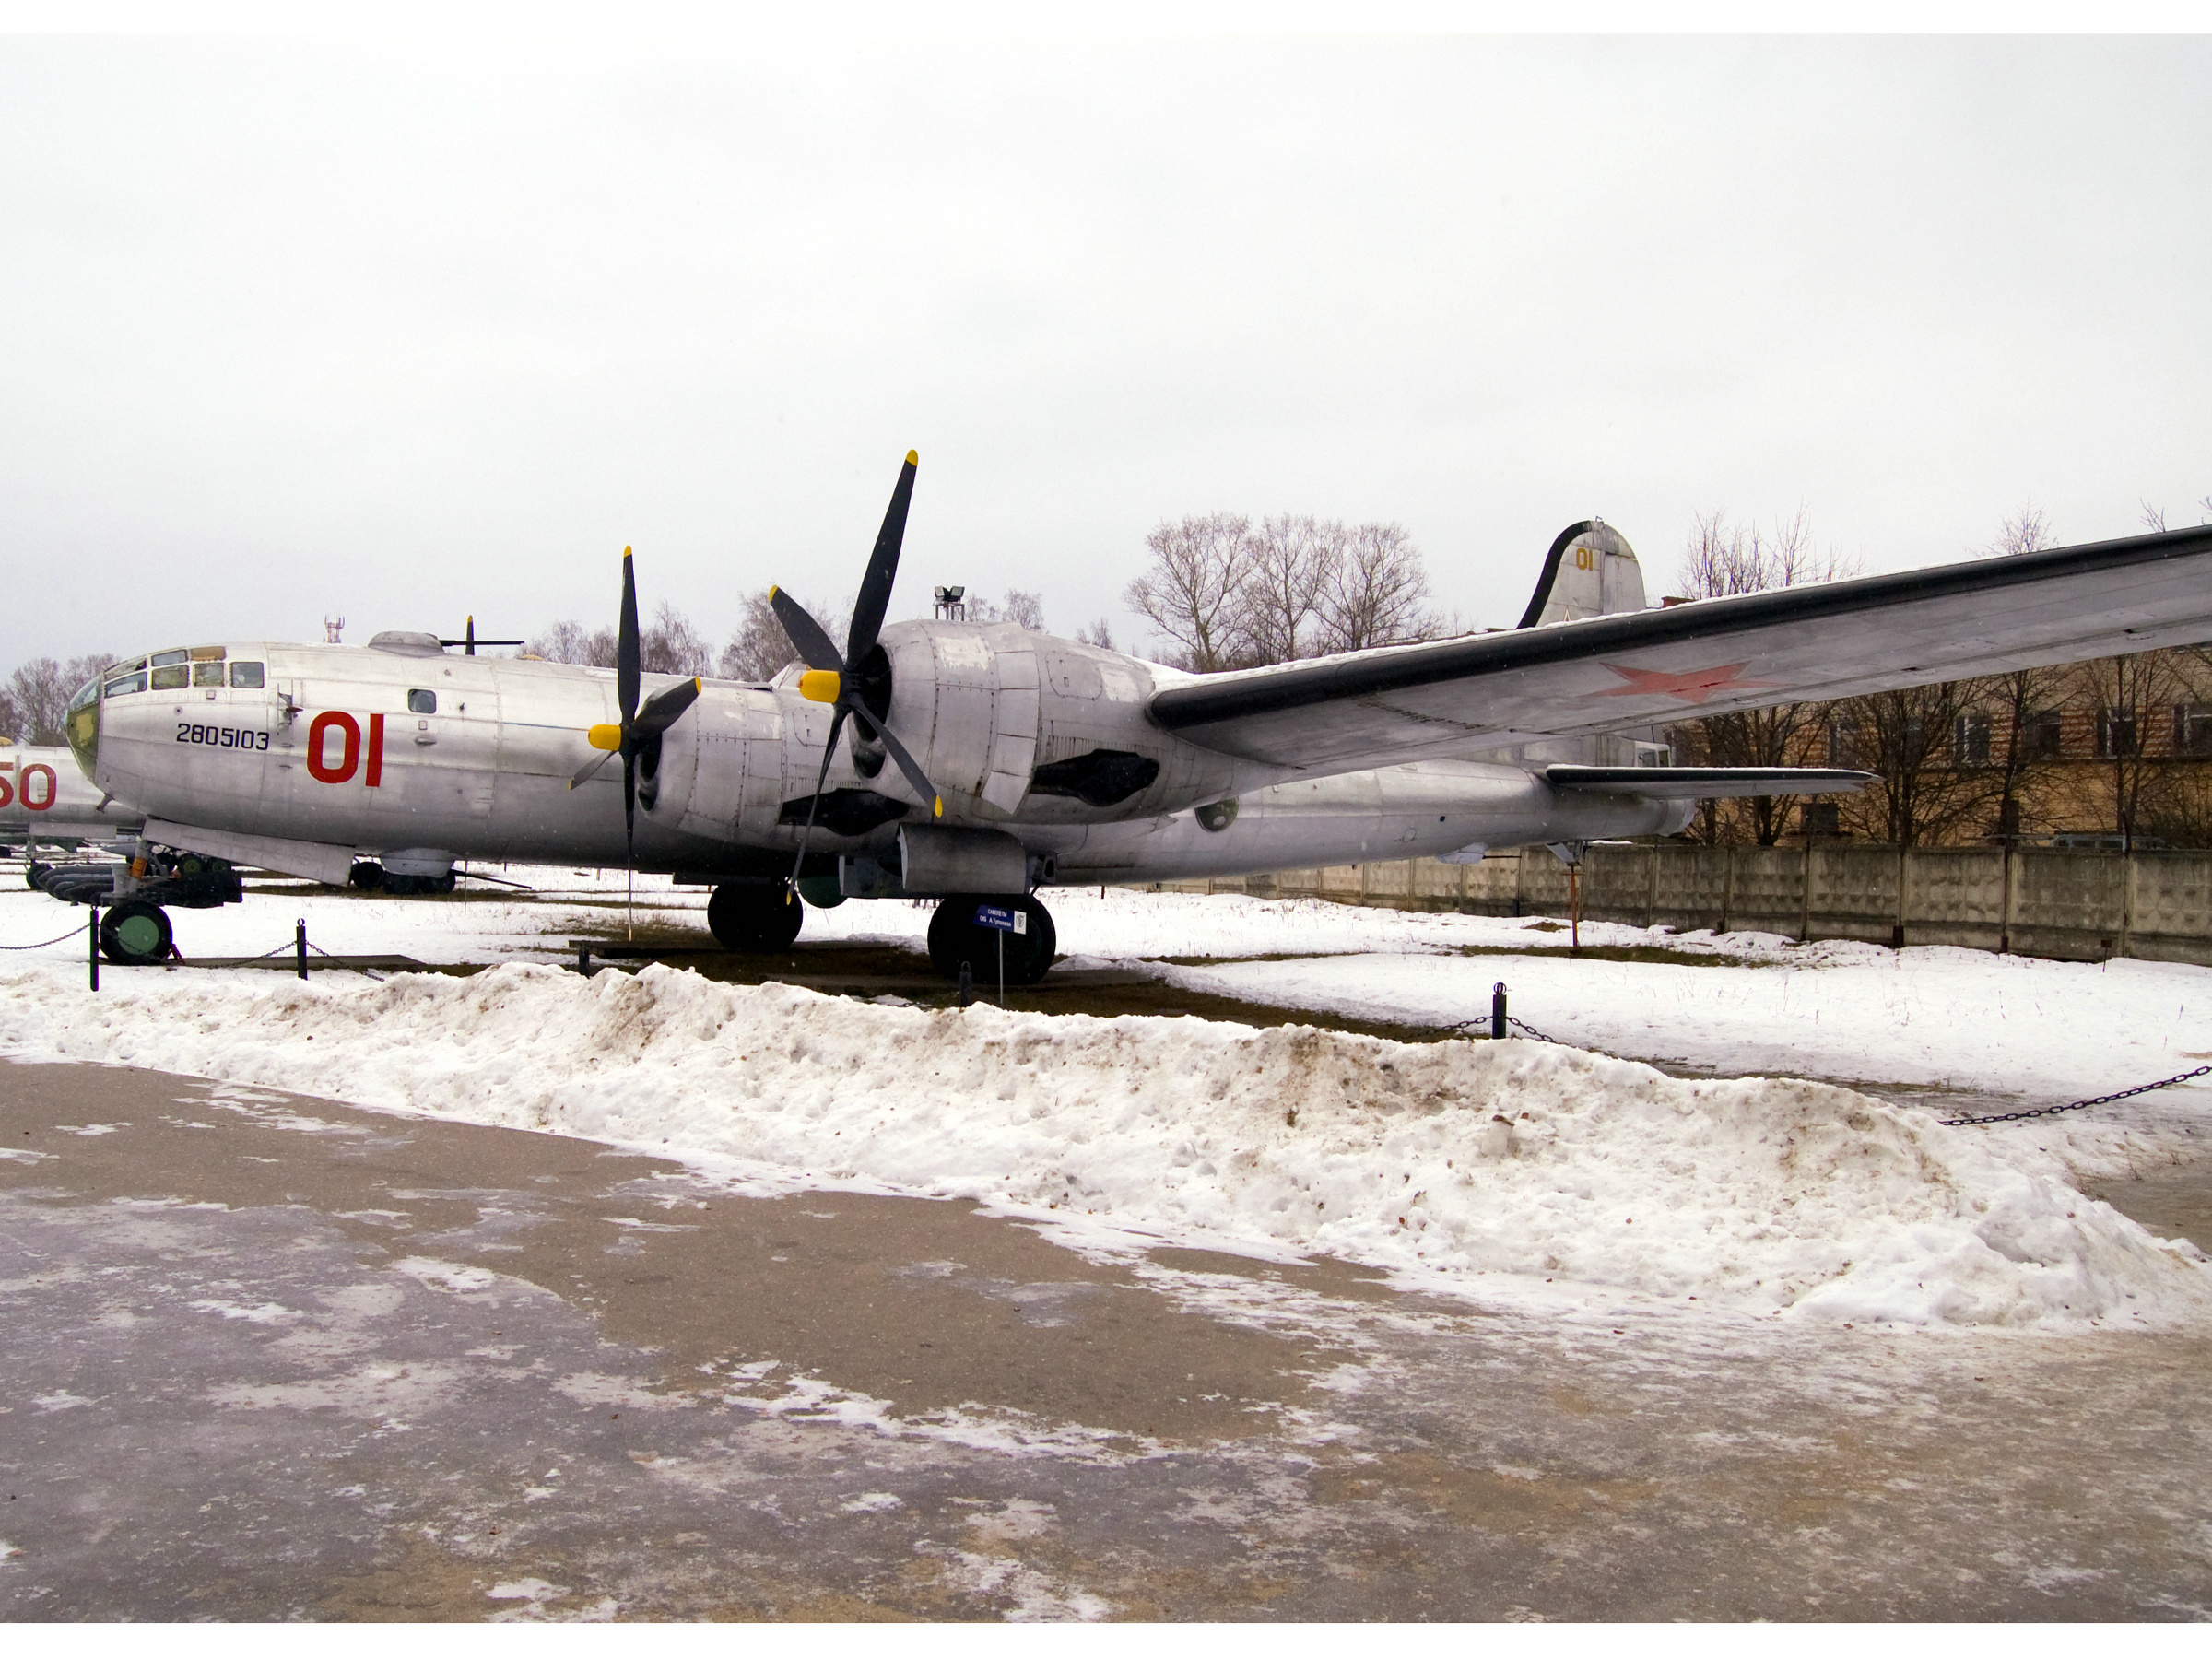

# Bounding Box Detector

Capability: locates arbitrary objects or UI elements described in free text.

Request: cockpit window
[150,664,190,690]
[229,662,265,688]
[104,670,147,698]
[68,678,100,714]
[150,649,189,667]
[192,661,224,687]
[407,689,437,714]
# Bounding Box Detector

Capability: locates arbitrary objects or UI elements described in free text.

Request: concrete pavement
[3,1057,2209,1620]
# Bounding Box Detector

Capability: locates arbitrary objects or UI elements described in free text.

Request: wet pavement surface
[3,1056,2210,1621]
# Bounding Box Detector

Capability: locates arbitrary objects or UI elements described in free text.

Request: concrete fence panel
[1146,842,2212,966]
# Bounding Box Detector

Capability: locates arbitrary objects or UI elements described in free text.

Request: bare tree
[1317,521,1442,653]
[1240,514,1332,665]
[6,658,91,747]
[2142,500,2168,533]
[1075,618,1115,652]
[1975,505,2065,838]
[966,590,1047,631]
[1125,512,1253,672]
[641,601,713,676]
[1668,510,1855,843]
[1981,503,2052,560]
[2077,650,2186,851]
[1831,683,2000,847]
[719,592,794,681]
[523,603,710,675]
[526,619,616,667]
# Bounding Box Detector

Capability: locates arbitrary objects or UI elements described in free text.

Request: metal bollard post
[577,944,592,977]
[296,919,309,980]
[88,902,100,993]
[958,960,973,1006]
[1491,982,1507,1041]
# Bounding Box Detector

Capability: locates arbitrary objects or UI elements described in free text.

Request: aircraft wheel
[348,861,385,890]
[100,900,172,965]
[708,882,805,952]
[926,894,1056,986]
[794,875,845,909]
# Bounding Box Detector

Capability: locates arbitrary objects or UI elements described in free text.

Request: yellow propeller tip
[768,585,780,599]
[933,796,943,818]
[906,450,919,465]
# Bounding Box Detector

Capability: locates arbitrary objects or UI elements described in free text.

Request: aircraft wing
[1148,525,2212,771]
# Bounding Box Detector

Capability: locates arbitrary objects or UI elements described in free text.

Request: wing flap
[1544,766,1872,798]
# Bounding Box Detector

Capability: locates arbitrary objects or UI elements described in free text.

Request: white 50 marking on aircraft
[45,453,2212,976]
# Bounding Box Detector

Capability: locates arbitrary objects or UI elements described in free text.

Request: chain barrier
[1936,1065,2212,1127]
[0,923,91,950]
[1457,997,2207,1129]
[304,936,385,981]
[1449,1013,1564,1045]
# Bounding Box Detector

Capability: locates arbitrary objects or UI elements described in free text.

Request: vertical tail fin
[1517,520,1645,628]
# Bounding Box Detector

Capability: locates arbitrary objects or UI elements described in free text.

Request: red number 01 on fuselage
[306,712,385,787]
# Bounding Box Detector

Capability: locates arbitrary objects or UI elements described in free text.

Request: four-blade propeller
[770,450,945,897]
[568,547,702,877]
[568,453,943,909]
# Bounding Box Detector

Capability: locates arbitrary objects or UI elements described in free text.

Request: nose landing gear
[926,893,1056,986]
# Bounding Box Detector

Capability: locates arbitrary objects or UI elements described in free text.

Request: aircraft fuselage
[69,626,1688,889]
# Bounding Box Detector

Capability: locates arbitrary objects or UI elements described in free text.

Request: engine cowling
[874,621,1241,825]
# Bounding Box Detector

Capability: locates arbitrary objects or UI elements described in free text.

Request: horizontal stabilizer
[1543,766,1872,798]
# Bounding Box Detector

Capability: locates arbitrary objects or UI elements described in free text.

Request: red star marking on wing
[1594,660,1783,705]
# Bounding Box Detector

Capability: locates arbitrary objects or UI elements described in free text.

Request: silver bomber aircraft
[44,453,2212,973]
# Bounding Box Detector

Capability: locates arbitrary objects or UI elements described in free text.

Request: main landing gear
[702,882,1059,985]
[926,893,1056,987]
[705,881,806,953]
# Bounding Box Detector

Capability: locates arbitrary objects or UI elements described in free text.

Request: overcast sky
[3,33,2207,673]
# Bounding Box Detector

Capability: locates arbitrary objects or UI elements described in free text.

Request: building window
[2021,709,2062,760]
[2095,709,2137,759]
[2175,704,2212,757]
[1952,712,1992,766]
[1825,721,1853,767]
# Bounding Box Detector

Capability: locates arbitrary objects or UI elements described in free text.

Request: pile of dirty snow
[3,961,2205,1331]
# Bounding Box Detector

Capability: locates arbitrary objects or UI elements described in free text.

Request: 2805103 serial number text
[176,724,269,750]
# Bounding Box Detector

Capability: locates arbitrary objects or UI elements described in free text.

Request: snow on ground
[0,954,2204,1334]
[3,865,2208,1333]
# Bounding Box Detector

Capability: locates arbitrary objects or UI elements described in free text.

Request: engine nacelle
[873,621,1241,825]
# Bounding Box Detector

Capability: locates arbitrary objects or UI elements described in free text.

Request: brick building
[1668,646,2212,849]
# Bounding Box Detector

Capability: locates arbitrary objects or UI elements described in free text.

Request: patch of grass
[1147,944,1771,970]
[1143,951,1377,968]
